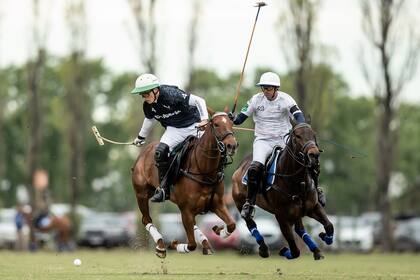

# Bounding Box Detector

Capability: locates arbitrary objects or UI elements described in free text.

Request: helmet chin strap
[266,90,278,101]
[152,88,159,102]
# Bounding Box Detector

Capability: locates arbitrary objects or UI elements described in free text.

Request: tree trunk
[66,52,86,235]
[26,48,45,247]
[376,103,394,251]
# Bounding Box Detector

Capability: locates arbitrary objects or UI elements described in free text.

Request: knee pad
[247,161,264,182]
[155,143,169,163]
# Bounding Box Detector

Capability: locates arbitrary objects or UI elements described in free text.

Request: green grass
[1,250,420,280]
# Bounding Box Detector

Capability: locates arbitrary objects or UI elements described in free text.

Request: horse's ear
[223,105,230,113]
[207,106,215,117]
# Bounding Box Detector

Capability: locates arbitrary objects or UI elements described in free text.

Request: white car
[308,215,374,252]
[0,208,29,249]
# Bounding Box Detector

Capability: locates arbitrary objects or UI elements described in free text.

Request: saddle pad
[241,149,281,189]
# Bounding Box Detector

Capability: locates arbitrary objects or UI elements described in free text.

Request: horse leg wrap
[176,243,190,253]
[295,229,318,252]
[280,247,293,259]
[250,227,264,244]
[219,227,231,239]
[145,223,163,244]
[194,225,208,243]
[323,234,334,245]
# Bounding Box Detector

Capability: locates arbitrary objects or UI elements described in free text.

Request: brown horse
[232,123,334,260]
[132,112,238,258]
[23,211,72,252]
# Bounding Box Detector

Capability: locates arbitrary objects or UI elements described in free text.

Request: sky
[1,0,419,102]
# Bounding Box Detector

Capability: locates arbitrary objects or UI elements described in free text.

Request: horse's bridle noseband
[209,113,235,153]
[286,123,319,168]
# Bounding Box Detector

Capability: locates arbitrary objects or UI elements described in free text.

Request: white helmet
[256,72,281,87]
[131,73,160,94]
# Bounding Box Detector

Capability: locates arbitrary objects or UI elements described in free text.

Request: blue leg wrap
[321,234,333,245]
[250,227,264,244]
[280,247,293,259]
[295,229,318,252]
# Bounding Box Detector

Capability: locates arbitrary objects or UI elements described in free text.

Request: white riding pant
[160,123,202,151]
[252,136,287,164]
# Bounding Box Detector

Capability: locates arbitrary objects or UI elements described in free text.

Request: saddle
[162,135,196,188]
[241,145,283,191]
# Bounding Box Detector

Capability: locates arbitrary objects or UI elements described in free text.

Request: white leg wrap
[193,225,208,244]
[176,243,190,253]
[219,227,231,239]
[145,223,163,244]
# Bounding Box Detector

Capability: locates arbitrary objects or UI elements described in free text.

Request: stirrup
[151,188,166,203]
[240,202,255,219]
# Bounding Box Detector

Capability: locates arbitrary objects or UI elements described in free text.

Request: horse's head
[208,112,238,156]
[290,123,320,169]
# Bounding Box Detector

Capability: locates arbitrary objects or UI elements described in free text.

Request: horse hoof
[212,225,222,235]
[202,240,214,255]
[258,243,270,258]
[202,247,214,255]
[313,252,324,260]
[155,247,167,259]
[168,240,179,250]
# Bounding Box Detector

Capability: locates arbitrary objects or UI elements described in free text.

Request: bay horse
[232,122,334,260]
[132,112,238,258]
[23,210,72,252]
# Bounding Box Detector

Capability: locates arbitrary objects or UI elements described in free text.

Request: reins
[180,114,234,185]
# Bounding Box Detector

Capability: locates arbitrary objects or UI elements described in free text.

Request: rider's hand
[227,112,235,121]
[133,136,146,147]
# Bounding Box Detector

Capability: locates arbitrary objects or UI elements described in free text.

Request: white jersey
[241,91,299,140]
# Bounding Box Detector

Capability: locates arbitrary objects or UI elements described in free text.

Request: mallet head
[91,126,105,146]
[254,2,267,7]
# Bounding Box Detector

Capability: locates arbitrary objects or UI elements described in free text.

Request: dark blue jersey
[143,85,201,128]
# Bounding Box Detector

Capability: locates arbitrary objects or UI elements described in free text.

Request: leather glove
[227,112,235,121]
[133,136,146,147]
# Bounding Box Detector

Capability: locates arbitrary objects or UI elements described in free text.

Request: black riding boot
[151,143,171,203]
[241,161,264,219]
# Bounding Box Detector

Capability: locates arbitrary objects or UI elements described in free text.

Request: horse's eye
[214,124,219,128]
[295,135,301,140]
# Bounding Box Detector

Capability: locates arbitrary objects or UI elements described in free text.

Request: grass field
[1,249,420,280]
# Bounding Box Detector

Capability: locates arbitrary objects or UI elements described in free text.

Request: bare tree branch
[359,0,420,252]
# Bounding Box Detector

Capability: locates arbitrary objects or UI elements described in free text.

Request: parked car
[235,207,283,254]
[198,212,241,250]
[50,203,94,218]
[0,208,29,249]
[394,218,420,252]
[77,212,132,248]
[307,215,375,252]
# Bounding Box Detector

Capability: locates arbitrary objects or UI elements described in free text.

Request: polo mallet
[231,1,267,114]
[91,126,133,146]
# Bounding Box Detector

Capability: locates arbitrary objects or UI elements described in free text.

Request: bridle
[273,123,319,178]
[210,113,235,154]
[285,123,318,168]
[180,113,235,185]
[270,123,320,202]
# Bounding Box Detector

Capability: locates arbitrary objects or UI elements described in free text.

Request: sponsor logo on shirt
[162,104,171,109]
[154,110,181,119]
[257,105,265,111]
